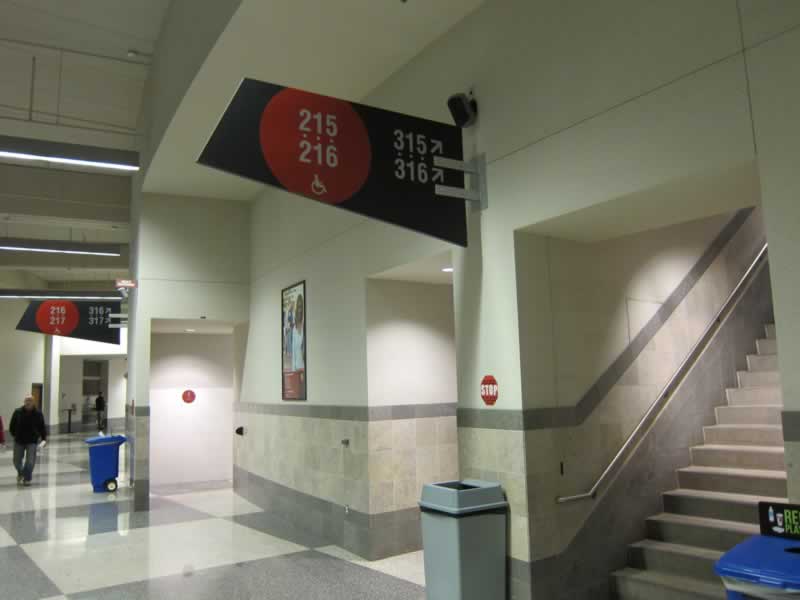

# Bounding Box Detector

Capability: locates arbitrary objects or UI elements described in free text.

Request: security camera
[447,93,478,128]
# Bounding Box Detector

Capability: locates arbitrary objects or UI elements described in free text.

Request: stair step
[628,540,722,582]
[663,488,787,524]
[703,425,784,447]
[647,513,758,552]
[691,445,785,471]
[613,567,727,600]
[765,324,776,340]
[726,387,782,406]
[678,466,787,497]
[756,338,778,356]
[737,370,780,388]
[748,354,778,372]
[715,404,783,426]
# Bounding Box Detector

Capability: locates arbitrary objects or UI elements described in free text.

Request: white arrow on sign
[431,139,443,154]
[432,168,444,183]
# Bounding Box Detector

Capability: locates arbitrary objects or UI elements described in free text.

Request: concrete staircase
[613,324,785,599]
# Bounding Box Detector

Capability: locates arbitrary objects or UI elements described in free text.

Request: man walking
[9,396,47,486]
[95,393,106,431]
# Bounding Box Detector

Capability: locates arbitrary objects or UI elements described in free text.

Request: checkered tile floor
[0,435,425,599]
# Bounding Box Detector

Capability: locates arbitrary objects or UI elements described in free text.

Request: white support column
[748,26,800,501]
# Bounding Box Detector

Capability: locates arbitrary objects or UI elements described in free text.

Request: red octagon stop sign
[480,375,499,406]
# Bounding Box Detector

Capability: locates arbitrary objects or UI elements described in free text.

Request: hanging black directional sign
[16,300,120,345]
[198,78,467,246]
[759,502,800,541]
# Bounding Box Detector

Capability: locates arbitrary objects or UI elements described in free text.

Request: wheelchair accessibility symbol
[311,174,327,196]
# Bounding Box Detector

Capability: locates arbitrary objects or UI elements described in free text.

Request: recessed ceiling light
[442,267,454,273]
[185,329,196,333]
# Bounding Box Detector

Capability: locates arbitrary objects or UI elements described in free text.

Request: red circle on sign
[182,390,196,404]
[260,88,372,205]
[35,300,80,336]
[480,375,499,406]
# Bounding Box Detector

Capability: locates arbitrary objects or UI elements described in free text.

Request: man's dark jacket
[9,408,47,445]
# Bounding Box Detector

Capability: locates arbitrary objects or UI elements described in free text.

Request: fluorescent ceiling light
[0,135,140,174]
[0,150,138,172]
[442,267,454,273]
[185,329,196,333]
[0,289,123,301]
[0,295,121,300]
[0,238,122,257]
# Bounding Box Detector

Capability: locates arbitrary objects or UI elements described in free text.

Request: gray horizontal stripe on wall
[783,411,800,442]
[469,208,756,432]
[236,402,456,421]
[133,406,150,417]
[459,209,756,431]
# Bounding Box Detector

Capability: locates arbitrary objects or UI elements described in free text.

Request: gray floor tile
[0,546,62,599]
[150,480,232,497]
[0,470,91,490]
[230,511,332,548]
[0,497,211,544]
[69,550,425,600]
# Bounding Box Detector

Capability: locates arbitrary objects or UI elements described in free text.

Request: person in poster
[282,282,306,400]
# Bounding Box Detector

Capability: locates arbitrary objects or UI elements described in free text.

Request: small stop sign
[182,390,196,404]
[480,375,499,406]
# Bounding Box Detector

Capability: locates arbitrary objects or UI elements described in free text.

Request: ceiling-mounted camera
[447,92,478,128]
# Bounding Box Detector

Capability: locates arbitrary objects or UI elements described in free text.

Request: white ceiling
[0,0,169,59]
[152,319,237,335]
[372,251,454,286]
[525,161,761,242]
[143,0,485,200]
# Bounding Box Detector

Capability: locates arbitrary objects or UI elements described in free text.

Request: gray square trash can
[420,480,508,600]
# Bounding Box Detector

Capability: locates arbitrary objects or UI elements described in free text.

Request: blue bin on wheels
[85,435,126,493]
[715,536,800,598]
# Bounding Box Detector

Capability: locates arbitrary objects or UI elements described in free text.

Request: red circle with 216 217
[259,88,372,205]
[35,300,79,336]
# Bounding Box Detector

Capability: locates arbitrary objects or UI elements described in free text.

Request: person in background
[95,393,106,431]
[9,396,47,486]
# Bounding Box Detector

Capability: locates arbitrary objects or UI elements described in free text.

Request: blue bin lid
[85,435,126,445]
[715,536,800,589]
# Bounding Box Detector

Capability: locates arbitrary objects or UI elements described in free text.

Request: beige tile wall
[234,411,459,516]
[368,416,459,513]
[459,426,530,562]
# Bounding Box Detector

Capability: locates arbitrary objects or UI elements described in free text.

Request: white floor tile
[161,488,261,517]
[0,483,131,516]
[0,524,16,547]
[317,545,426,586]
[0,462,84,478]
[22,517,306,594]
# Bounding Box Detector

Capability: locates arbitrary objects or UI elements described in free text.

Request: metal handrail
[556,242,769,504]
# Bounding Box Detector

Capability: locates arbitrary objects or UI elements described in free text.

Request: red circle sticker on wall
[182,390,196,404]
[480,375,499,406]
[35,300,80,336]
[260,87,372,205]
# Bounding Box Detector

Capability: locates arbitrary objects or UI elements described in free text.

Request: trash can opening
[438,481,479,491]
[786,547,800,555]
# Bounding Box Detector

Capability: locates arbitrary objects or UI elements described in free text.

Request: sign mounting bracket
[434,154,488,212]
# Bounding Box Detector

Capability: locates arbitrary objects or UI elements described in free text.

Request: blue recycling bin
[85,435,126,493]
[715,536,800,598]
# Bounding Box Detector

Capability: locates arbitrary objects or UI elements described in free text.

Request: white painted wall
[0,300,44,429]
[366,280,456,407]
[150,333,234,485]
[747,21,800,501]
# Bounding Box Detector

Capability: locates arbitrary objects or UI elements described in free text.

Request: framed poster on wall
[282,281,307,400]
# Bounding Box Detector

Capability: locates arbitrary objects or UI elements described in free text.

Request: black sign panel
[17,300,120,345]
[759,502,800,541]
[199,79,467,246]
